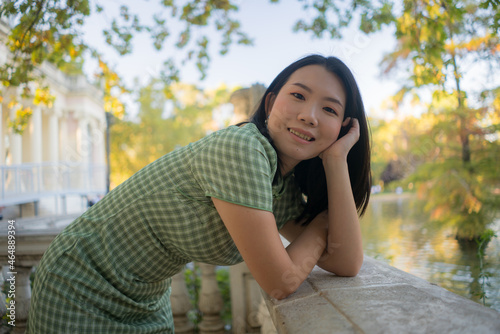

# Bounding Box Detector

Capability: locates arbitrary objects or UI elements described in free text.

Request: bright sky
[82,0,401,119]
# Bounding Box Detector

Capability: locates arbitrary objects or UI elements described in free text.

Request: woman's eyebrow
[291,82,344,108]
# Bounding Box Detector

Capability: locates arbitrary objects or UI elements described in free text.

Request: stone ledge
[0,214,79,266]
[263,256,500,334]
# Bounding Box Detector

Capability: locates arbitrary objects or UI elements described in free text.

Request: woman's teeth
[289,129,313,141]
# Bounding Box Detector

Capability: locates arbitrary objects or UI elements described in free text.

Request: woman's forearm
[320,159,363,276]
[283,219,328,292]
[213,197,328,300]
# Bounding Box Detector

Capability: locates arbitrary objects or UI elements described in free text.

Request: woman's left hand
[319,117,360,164]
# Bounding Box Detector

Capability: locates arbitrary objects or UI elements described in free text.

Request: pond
[360,193,500,312]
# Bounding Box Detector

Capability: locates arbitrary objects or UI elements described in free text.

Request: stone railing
[171,264,230,333]
[262,256,500,333]
[0,214,275,334]
[1,215,499,334]
[0,162,106,210]
[171,262,276,334]
[0,214,79,333]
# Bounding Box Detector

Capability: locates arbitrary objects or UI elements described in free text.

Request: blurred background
[0,0,498,313]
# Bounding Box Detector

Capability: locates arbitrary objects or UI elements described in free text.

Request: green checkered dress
[27,123,304,333]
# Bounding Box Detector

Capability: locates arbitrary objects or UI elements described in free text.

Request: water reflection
[360,194,500,312]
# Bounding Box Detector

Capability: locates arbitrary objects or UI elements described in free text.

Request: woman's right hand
[319,117,360,166]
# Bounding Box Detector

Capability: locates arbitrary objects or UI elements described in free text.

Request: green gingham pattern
[27,123,304,333]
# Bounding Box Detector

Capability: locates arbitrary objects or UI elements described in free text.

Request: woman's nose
[298,107,319,126]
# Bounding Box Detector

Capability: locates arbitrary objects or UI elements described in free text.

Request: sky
[82,0,402,119]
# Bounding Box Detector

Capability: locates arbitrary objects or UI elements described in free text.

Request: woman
[27,54,371,333]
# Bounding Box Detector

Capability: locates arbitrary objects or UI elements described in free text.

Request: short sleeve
[191,125,277,212]
[273,174,305,229]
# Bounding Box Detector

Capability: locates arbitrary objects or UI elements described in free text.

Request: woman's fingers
[342,117,352,127]
[319,118,360,162]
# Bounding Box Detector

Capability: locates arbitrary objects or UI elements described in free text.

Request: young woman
[27,54,371,333]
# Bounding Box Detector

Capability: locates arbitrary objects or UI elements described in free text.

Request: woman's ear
[264,93,276,117]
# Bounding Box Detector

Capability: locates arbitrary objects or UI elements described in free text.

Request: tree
[2,0,499,238]
[110,78,234,187]
[0,0,252,131]
[294,0,498,160]
[370,113,439,188]
[296,0,499,239]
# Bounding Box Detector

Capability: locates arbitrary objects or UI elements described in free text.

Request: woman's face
[266,65,347,174]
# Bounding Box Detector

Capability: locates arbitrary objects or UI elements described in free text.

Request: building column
[73,114,89,192]
[48,112,59,162]
[9,108,22,165]
[95,120,106,166]
[77,115,90,164]
[30,107,42,163]
[59,115,67,152]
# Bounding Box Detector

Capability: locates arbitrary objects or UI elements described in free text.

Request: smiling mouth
[288,128,315,141]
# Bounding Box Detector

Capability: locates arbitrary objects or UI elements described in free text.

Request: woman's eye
[291,93,305,100]
[324,107,338,115]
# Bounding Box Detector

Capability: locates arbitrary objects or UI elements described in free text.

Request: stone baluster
[257,297,277,334]
[2,265,33,334]
[14,266,32,333]
[170,267,194,334]
[0,267,8,321]
[197,263,225,334]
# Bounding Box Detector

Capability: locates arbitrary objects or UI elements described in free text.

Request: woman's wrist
[322,157,348,175]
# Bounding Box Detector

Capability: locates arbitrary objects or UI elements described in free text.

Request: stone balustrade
[0,214,79,333]
[261,256,500,333]
[1,215,499,334]
[0,162,107,211]
[0,215,273,333]
[170,261,274,334]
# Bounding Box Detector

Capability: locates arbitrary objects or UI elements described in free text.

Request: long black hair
[246,54,371,224]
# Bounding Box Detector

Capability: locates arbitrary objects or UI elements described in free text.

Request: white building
[0,17,107,219]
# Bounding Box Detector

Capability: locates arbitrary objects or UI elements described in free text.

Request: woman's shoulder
[218,123,268,142]
[202,123,275,157]
[191,123,278,174]
[189,123,279,210]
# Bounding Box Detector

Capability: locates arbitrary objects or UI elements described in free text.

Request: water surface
[360,194,500,312]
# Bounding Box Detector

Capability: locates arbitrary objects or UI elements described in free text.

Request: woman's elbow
[335,254,363,277]
[322,252,363,277]
[264,281,301,300]
[334,266,360,277]
[268,285,298,300]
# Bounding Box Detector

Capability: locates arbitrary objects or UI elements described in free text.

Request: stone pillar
[45,111,60,194]
[48,112,59,162]
[77,115,89,165]
[9,266,32,333]
[257,298,277,334]
[95,120,107,191]
[198,263,225,334]
[59,114,68,162]
[0,267,8,319]
[230,261,268,333]
[170,267,195,333]
[30,107,42,163]
[9,108,22,165]
[53,114,68,200]
[95,120,106,166]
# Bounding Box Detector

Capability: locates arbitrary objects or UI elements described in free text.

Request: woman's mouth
[288,128,314,141]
